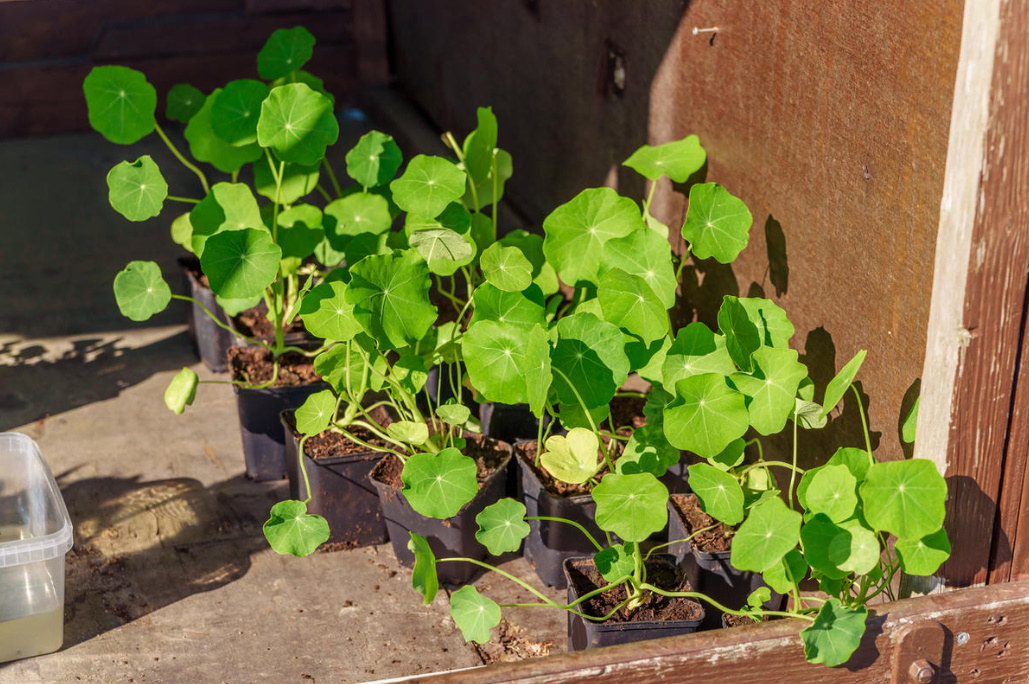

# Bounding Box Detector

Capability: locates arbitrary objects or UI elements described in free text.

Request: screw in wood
[692,26,720,35]
[909,659,935,684]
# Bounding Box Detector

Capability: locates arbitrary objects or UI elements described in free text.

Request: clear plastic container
[0,432,73,664]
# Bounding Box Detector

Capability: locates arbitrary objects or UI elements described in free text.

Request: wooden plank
[983,0,1029,585]
[352,0,389,84]
[433,579,1029,683]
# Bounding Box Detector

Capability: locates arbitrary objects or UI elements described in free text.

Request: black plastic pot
[517,452,604,590]
[178,256,232,373]
[666,495,782,629]
[563,554,704,651]
[369,439,512,584]
[228,300,317,349]
[659,459,691,495]
[281,411,388,548]
[234,381,328,481]
[480,403,552,444]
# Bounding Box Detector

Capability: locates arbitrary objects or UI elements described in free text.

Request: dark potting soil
[567,559,703,623]
[233,303,306,340]
[723,612,773,628]
[229,346,322,387]
[670,493,734,554]
[371,435,510,489]
[514,441,613,498]
[286,406,393,461]
[609,395,647,435]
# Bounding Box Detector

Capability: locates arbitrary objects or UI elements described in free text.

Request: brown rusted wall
[389,0,963,464]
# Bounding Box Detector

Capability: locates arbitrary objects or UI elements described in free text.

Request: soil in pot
[608,394,691,495]
[564,555,704,650]
[178,256,232,373]
[668,493,782,630]
[231,301,312,347]
[369,435,512,584]
[282,406,392,549]
[230,346,327,481]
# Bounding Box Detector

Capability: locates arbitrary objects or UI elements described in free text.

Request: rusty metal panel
[389,0,963,467]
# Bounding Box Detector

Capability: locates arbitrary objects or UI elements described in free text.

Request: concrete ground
[0,100,563,683]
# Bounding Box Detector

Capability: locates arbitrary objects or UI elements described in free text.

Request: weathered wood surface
[0,0,388,138]
[388,0,963,471]
[436,579,1029,683]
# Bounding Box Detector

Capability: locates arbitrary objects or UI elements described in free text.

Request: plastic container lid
[0,433,73,569]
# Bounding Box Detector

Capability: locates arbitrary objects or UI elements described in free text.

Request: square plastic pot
[479,403,552,445]
[0,433,74,664]
[666,495,782,629]
[563,554,704,651]
[281,412,388,548]
[369,440,512,585]
[178,256,232,373]
[233,381,328,481]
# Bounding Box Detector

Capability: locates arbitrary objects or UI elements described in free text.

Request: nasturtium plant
[212,79,269,146]
[83,65,157,145]
[257,26,316,80]
[166,83,205,123]
[687,462,745,525]
[113,260,172,321]
[408,533,439,605]
[539,429,602,485]
[346,130,403,188]
[390,155,467,217]
[345,250,437,350]
[263,500,330,557]
[449,586,502,644]
[164,367,199,415]
[624,135,706,183]
[201,228,282,299]
[298,281,362,341]
[480,243,533,292]
[401,449,478,519]
[663,373,749,458]
[681,182,753,263]
[257,83,339,166]
[859,459,946,541]
[107,156,168,221]
[592,473,669,542]
[186,89,263,172]
[462,321,529,404]
[474,499,530,555]
[294,389,336,436]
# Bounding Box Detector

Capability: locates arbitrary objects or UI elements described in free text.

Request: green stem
[745,437,765,463]
[154,122,210,194]
[851,384,875,466]
[644,523,721,561]
[170,294,269,350]
[551,367,613,471]
[322,158,343,197]
[674,245,693,284]
[525,516,604,552]
[298,435,314,503]
[491,149,499,236]
[337,426,408,462]
[315,184,333,203]
[231,169,239,184]
[642,180,658,218]
[640,584,816,622]
[788,404,800,509]
[167,195,200,204]
[613,391,648,399]
[737,460,805,477]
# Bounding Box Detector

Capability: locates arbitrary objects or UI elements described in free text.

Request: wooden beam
[421,579,1029,683]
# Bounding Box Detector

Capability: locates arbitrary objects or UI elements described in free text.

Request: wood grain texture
[436,579,1029,683]
[388,0,962,468]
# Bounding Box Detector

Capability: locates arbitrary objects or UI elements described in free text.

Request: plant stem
[315,184,333,203]
[525,516,604,552]
[444,131,479,211]
[644,523,721,561]
[737,460,805,477]
[167,195,200,204]
[322,158,343,197]
[640,583,816,622]
[787,404,799,509]
[642,180,658,218]
[231,169,239,184]
[154,122,210,194]
[851,384,875,466]
[298,435,314,503]
[674,245,692,284]
[551,367,613,471]
[491,149,499,236]
[170,294,269,350]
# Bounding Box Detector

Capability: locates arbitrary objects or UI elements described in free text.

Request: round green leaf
[623,135,706,183]
[616,424,679,477]
[663,373,749,458]
[299,281,362,341]
[686,463,744,525]
[558,402,610,431]
[593,544,635,583]
[795,398,828,430]
[254,155,320,204]
[730,496,802,572]
[498,230,559,296]
[390,155,467,218]
[598,268,669,343]
[469,283,545,329]
[277,203,325,259]
[902,396,920,444]
[107,156,167,221]
[449,586,501,644]
[295,390,336,436]
[601,228,677,308]
[346,130,403,187]
[114,260,171,321]
[592,472,669,542]
[681,182,753,263]
[323,192,394,252]
[800,514,850,580]
[189,182,264,256]
[404,202,471,237]
[462,321,530,404]
[718,295,762,372]
[895,528,950,575]
[410,227,475,276]
[462,106,499,184]
[257,26,315,79]
[388,420,430,447]
[166,83,204,123]
[739,297,795,348]
[803,465,858,523]
[263,499,330,557]
[164,367,198,414]
[464,148,513,211]
[709,438,746,471]
[408,532,439,605]
[481,243,533,292]
[393,355,429,396]
[524,324,553,419]
[171,212,193,252]
[662,322,736,388]
[828,519,880,575]
[550,312,630,408]
[436,403,471,426]
[762,548,807,594]
[539,428,601,485]
[83,65,156,144]
[475,498,530,555]
[258,83,338,166]
[216,294,261,317]
[401,448,478,519]
[345,250,437,350]
[314,336,388,394]
[825,447,872,482]
[185,90,263,172]
[800,600,867,667]
[821,350,868,418]
[542,187,645,286]
[211,79,269,146]
[860,459,947,540]
[200,228,282,299]
[730,347,808,435]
